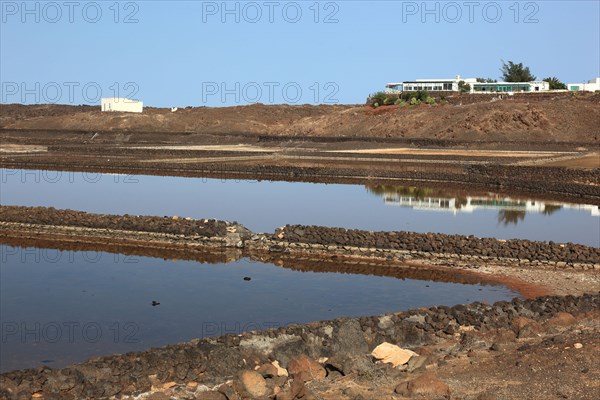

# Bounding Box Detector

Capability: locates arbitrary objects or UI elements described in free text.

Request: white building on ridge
[385,75,551,94]
[101,98,143,113]
[385,75,476,93]
[567,78,600,92]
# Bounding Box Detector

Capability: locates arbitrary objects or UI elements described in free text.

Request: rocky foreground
[1,294,598,399]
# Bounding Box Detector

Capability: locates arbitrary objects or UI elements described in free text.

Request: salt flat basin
[0,169,598,246]
[0,244,518,373]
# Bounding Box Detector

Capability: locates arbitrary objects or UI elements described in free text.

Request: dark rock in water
[151,301,160,306]
[243,277,252,281]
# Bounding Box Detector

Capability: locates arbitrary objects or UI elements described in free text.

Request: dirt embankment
[1,93,599,143]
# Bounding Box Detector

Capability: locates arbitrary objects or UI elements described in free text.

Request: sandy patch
[0,144,47,153]
[140,155,274,163]
[540,153,600,169]
[131,145,280,152]
[329,148,571,158]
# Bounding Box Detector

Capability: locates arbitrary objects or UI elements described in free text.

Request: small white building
[101,98,143,113]
[567,78,600,92]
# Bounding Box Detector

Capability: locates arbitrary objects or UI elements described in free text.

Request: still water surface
[1,169,597,372]
[1,169,598,246]
[0,245,518,372]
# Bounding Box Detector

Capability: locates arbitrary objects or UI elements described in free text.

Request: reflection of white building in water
[381,194,600,217]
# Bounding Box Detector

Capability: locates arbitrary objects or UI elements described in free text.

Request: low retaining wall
[0,206,250,239]
[2,207,599,269]
[266,225,600,266]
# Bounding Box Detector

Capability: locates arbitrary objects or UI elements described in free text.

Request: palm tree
[500,60,536,82]
[497,210,526,226]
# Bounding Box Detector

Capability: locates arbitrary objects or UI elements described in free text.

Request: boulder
[235,370,268,398]
[371,342,418,367]
[256,364,278,378]
[546,312,576,328]
[276,377,306,400]
[286,355,326,381]
[395,373,450,399]
[331,320,369,356]
[195,391,228,400]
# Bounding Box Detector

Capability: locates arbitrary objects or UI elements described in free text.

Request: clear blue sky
[1,0,599,107]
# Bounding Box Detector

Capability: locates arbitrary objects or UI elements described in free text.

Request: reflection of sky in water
[1,169,598,246]
[0,245,517,372]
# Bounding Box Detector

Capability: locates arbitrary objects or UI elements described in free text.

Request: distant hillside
[1,93,599,143]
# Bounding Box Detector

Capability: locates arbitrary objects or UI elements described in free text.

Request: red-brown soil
[1,92,599,143]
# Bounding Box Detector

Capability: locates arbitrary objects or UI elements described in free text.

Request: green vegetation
[458,80,471,93]
[383,97,396,105]
[369,89,437,107]
[543,77,567,90]
[500,60,536,82]
[370,92,387,106]
[476,77,498,83]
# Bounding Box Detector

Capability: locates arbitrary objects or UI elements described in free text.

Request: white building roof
[414,78,458,82]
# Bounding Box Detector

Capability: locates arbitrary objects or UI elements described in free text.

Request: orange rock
[257,363,278,378]
[396,373,450,399]
[287,355,326,381]
[186,381,199,390]
[238,370,269,398]
[162,381,177,389]
[546,312,577,328]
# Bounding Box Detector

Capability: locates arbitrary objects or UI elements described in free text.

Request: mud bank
[1,293,598,399]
